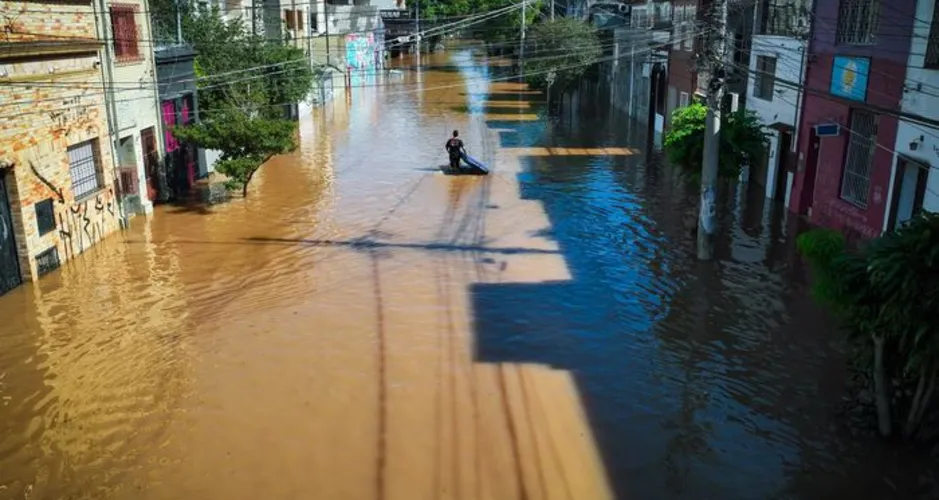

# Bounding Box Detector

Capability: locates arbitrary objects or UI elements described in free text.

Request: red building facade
[790,0,917,238]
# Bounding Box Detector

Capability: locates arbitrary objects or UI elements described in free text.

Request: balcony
[757,1,806,37]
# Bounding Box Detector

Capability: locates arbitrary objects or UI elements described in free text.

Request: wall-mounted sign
[814,123,841,137]
[380,9,412,20]
[830,56,870,102]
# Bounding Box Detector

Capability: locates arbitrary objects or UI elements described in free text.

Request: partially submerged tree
[521,18,601,90]
[664,102,769,181]
[170,6,316,196]
[173,110,297,197]
[797,213,939,438]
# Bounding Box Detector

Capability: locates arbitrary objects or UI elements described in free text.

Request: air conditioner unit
[814,123,841,137]
[727,92,740,112]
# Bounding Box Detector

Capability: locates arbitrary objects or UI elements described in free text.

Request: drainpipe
[789,1,815,214]
[94,0,130,229]
[143,0,165,210]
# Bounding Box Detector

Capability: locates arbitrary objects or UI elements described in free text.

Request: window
[753,56,777,100]
[67,139,103,200]
[109,5,140,61]
[925,0,939,68]
[284,9,304,30]
[35,247,60,277]
[841,109,877,207]
[35,199,55,236]
[836,0,880,45]
[679,91,689,107]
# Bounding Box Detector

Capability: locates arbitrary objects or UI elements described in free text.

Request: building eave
[0,40,102,62]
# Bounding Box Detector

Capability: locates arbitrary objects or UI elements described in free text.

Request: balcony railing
[757,2,806,37]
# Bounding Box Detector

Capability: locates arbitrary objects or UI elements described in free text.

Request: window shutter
[297,10,304,31]
[129,11,139,58]
[109,8,123,57]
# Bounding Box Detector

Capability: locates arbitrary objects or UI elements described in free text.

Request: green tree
[412,0,540,46]
[167,6,317,197]
[182,6,315,119]
[521,18,601,90]
[173,110,297,197]
[797,213,939,438]
[664,102,770,181]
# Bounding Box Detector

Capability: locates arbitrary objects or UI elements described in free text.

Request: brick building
[0,0,124,294]
[790,0,917,238]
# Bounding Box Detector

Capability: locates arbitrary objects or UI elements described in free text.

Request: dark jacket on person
[445,138,464,159]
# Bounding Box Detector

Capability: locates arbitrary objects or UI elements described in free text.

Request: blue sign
[830,56,870,102]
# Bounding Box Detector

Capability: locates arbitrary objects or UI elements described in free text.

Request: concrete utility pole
[551,0,555,20]
[697,0,728,261]
[415,0,421,55]
[520,0,526,63]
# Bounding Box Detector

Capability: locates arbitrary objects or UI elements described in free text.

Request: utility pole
[519,0,526,64]
[551,0,554,20]
[415,0,421,56]
[175,0,183,44]
[697,0,728,261]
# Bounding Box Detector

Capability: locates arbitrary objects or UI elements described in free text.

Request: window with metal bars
[67,140,103,200]
[110,5,140,61]
[753,56,777,100]
[840,109,877,207]
[925,1,939,68]
[836,0,880,45]
[35,247,60,277]
[758,0,804,36]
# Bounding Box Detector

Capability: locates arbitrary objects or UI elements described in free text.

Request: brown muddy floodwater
[1,50,937,500]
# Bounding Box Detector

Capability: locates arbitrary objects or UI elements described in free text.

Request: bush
[797,213,939,438]
[664,102,769,181]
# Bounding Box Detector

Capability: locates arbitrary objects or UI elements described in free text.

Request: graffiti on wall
[345,33,379,71]
[56,187,117,260]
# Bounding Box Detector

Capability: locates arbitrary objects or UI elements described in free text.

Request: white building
[744,0,809,206]
[98,0,163,215]
[886,0,939,231]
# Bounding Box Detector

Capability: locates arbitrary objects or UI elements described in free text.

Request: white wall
[745,36,805,129]
[105,0,161,214]
[745,35,805,201]
[888,0,939,223]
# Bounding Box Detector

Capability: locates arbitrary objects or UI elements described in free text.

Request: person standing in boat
[445,130,466,170]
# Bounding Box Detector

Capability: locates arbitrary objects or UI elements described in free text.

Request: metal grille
[836,0,880,45]
[35,247,60,278]
[841,110,877,207]
[67,140,102,199]
[758,0,804,36]
[754,56,777,100]
[35,198,56,236]
[925,0,939,68]
[117,166,139,196]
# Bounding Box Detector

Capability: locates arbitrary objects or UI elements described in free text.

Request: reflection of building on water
[0,219,189,498]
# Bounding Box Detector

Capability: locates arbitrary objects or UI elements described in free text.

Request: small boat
[458,152,490,175]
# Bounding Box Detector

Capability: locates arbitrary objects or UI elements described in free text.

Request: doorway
[799,130,821,215]
[141,127,159,201]
[887,157,929,231]
[773,131,792,202]
[0,173,22,295]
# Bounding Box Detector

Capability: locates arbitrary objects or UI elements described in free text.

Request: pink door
[162,100,178,153]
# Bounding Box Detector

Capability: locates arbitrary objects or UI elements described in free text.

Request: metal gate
[0,174,22,295]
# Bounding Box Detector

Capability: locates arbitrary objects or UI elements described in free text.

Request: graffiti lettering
[57,190,118,261]
[48,105,90,130]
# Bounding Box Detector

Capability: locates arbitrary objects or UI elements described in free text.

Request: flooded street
[1,49,937,499]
